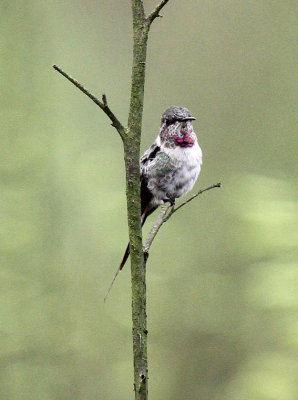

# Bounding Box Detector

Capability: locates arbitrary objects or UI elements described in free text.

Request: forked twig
[53,65,126,139]
[143,183,221,253]
[147,0,170,24]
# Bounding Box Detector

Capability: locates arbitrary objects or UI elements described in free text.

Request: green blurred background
[1,1,297,399]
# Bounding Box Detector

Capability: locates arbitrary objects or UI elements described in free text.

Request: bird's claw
[165,196,175,206]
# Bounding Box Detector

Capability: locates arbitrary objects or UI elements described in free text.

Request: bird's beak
[182,116,196,121]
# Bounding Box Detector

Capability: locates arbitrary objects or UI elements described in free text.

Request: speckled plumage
[120,106,202,270]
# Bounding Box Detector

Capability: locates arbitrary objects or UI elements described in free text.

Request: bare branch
[143,183,221,254]
[147,0,170,24]
[53,64,126,139]
[143,202,172,253]
[164,182,221,220]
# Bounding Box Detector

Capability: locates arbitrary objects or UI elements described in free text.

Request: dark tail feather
[120,243,130,270]
[104,264,121,302]
[104,206,157,302]
[119,207,156,271]
[103,244,130,302]
[103,242,131,302]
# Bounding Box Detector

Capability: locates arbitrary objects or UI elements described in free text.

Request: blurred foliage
[1,1,297,399]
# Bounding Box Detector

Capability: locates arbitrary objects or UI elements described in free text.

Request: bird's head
[159,106,197,148]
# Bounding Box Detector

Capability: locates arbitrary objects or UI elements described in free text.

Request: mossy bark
[124,2,150,399]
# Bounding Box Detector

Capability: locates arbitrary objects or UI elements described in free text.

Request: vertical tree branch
[127,2,172,398]
[125,2,149,399]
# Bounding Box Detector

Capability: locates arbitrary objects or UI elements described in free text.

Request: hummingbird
[104,106,202,301]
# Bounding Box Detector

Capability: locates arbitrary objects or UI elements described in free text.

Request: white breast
[164,143,202,197]
[147,142,202,203]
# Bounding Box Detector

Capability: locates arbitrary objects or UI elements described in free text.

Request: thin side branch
[165,182,221,220]
[53,64,126,139]
[143,202,172,253]
[147,0,170,24]
[143,183,221,253]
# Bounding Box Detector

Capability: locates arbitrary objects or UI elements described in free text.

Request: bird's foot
[164,196,175,206]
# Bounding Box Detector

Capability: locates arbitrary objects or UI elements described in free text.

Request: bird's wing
[140,140,160,218]
[140,140,160,171]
